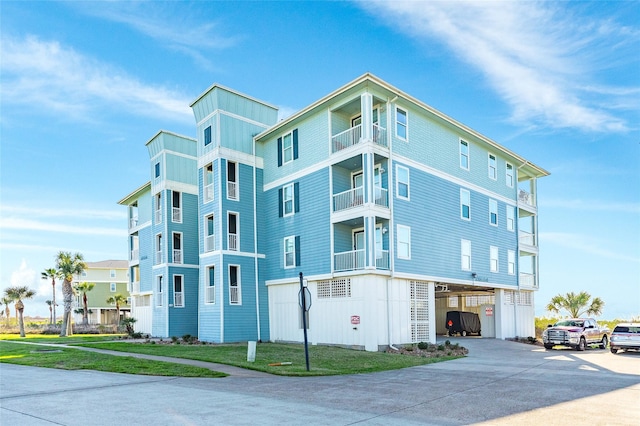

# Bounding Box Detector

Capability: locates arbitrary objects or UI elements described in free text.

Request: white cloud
[361,1,637,132]
[10,260,38,289]
[0,35,193,123]
[0,217,126,237]
[541,232,640,263]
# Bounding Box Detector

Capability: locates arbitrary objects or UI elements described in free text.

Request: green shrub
[417,341,429,350]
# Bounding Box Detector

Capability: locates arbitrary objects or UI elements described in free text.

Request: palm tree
[1,296,11,326]
[55,251,87,337]
[106,293,127,326]
[45,300,54,324]
[74,282,95,325]
[4,286,36,337]
[546,291,605,318]
[41,268,61,325]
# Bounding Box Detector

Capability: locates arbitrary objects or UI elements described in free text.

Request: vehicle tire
[600,335,608,349]
[461,330,467,337]
[544,344,553,350]
[478,331,481,337]
[610,347,618,354]
[577,337,586,351]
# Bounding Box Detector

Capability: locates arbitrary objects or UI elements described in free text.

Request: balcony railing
[205,235,215,252]
[155,209,162,224]
[228,233,238,251]
[173,249,182,264]
[518,189,535,207]
[334,249,365,272]
[130,249,139,261]
[132,281,140,294]
[519,230,536,246]
[519,272,537,288]
[372,124,387,148]
[203,184,213,203]
[375,250,390,269]
[205,286,215,304]
[332,124,362,153]
[374,187,388,207]
[129,217,138,228]
[333,187,364,212]
[172,207,182,222]
[174,292,183,307]
[227,181,238,200]
[230,286,240,304]
[155,251,162,265]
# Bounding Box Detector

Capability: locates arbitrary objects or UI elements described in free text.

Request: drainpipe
[386,96,398,351]
[253,136,261,342]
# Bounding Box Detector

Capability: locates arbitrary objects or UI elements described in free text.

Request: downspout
[253,136,261,342]
[386,96,398,350]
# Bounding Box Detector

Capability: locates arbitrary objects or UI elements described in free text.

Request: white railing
[204,184,213,203]
[172,207,182,222]
[132,281,140,294]
[205,286,215,304]
[228,233,238,251]
[372,124,387,148]
[155,251,162,265]
[227,181,238,200]
[519,230,536,246]
[518,189,535,207]
[519,272,536,288]
[374,187,388,207]
[332,124,362,153]
[375,250,390,269]
[174,292,183,307]
[205,235,215,252]
[130,249,139,261]
[334,249,365,271]
[155,209,162,224]
[230,286,240,304]
[129,217,138,228]
[333,187,364,212]
[173,249,182,264]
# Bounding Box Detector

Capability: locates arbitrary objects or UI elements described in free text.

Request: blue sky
[1,1,638,320]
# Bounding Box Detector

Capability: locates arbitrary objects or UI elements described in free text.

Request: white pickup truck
[542,318,609,351]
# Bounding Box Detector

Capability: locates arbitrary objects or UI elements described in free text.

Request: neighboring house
[120,74,548,350]
[72,260,130,325]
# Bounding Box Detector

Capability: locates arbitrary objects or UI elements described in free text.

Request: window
[203,163,213,203]
[460,189,471,220]
[110,269,116,278]
[506,163,514,187]
[155,234,162,265]
[205,266,215,304]
[395,107,407,140]
[317,279,351,299]
[172,191,182,223]
[489,199,498,226]
[284,236,300,268]
[277,129,298,166]
[156,275,163,307]
[172,232,182,264]
[228,212,238,251]
[173,275,184,307]
[204,214,215,252]
[204,126,212,146]
[279,182,300,217]
[227,161,238,200]
[460,140,469,170]
[490,246,499,272]
[488,154,497,180]
[448,296,458,308]
[229,265,241,305]
[396,165,409,199]
[506,206,515,231]
[508,250,515,275]
[155,193,162,224]
[397,225,411,259]
[461,240,471,271]
[110,282,116,292]
[154,162,160,179]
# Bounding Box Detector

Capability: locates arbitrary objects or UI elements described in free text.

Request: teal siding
[221,160,256,252]
[191,86,277,128]
[198,159,220,253]
[138,225,153,292]
[168,192,199,266]
[165,153,197,186]
[222,255,260,342]
[219,114,269,155]
[167,267,198,337]
[198,255,222,342]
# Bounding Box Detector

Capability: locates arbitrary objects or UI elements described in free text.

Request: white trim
[395,164,410,200]
[460,188,471,221]
[396,224,411,260]
[395,106,408,141]
[506,205,515,232]
[281,130,294,165]
[150,149,197,162]
[198,146,264,170]
[282,183,295,217]
[227,211,240,252]
[488,153,497,181]
[173,274,184,308]
[228,264,242,305]
[283,235,296,269]
[205,265,215,304]
[506,162,514,188]
[508,250,516,275]
[155,274,164,307]
[489,199,498,226]
[461,239,471,271]
[226,160,239,202]
[490,246,499,273]
[460,139,470,171]
[204,213,215,252]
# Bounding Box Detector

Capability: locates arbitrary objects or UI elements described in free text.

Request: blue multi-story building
[120,74,548,350]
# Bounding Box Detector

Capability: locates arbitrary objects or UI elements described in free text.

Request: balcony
[519,272,537,289]
[518,189,535,208]
[333,187,364,212]
[374,187,388,207]
[132,281,140,294]
[227,181,237,200]
[155,251,162,265]
[334,249,365,272]
[375,250,390,269]
[205,286,215,303]
[519,230,536,247]
[174,292,183,307]
[228,233,238,251]
[205,235,215,252]
[230,286,240,304]
[331,124,387,154]
[129,217,138,228]
[204,184,213,203]
[155,209,162,224]
[172,207,182,222]
[130,249,139,261]
[172,249,182,264]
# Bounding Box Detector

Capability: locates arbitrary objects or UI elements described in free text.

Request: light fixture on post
[382,227,388,234]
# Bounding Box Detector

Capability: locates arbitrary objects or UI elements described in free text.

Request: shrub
[171,336,178,343]
[417,341,429,350]
[437,344,445,351]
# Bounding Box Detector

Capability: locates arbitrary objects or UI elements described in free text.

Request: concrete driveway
[1,338,639,425]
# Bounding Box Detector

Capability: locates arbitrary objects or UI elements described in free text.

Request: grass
[0,334,125,344]
[0,341,226,377]
[77,341,462,376]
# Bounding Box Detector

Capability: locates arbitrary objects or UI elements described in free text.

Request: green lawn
[78,341,462,376]
[0,341,226,377]
[0,334,125,344]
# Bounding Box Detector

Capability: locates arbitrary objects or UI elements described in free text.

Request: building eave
[118,181,151,205]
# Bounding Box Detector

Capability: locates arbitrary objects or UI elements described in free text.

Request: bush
[417,341,429,350]
[171,336,178,343]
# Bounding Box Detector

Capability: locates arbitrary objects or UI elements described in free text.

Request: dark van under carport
[446,311,481,336]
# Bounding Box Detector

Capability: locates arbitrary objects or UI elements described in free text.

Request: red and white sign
[350,315,360,325]
[485,306,493,317]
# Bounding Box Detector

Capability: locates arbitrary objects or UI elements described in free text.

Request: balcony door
[353,230,365,269]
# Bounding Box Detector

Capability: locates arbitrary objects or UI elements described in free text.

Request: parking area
[1,338,639,425]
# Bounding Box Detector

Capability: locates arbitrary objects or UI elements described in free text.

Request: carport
[434,283,496,338]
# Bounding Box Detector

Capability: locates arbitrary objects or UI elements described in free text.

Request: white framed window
[228,212,239,251]
[172,232,182,264]
[229,265,241,305]
[203,163,213,203]
[282,131,294,164]
[283,183,294,216]
[227,161,238,201]
[204,214,215,252]
[155,193,162,224]
[110,282,116,292]
[205,266,215,304]
[284,236,296,268]
[506,206,515,231]
[172,191,182,223]
[488,154,497,180]
[461,189,471,220]
[396,165,410,200]
[460,140,469,170]
[490,246,499,272]
[395,107,407,140]
[154,162,160,179]
[173,275,184,307]
[397,225,411,259]
[506,162,514,188]
[461,239,471,271]
[155,233,162,265]
[110,269,116,278]
[448,296,458,308]
[156,275,163,307]
[489,199,498,226]
[204,125,212,146]
[508,250,515,275]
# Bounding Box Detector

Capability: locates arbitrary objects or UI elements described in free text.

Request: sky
[1,1,638,321]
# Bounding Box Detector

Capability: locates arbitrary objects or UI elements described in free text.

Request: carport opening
[435,285,496,338]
